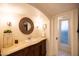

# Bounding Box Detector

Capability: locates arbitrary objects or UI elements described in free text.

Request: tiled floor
[58,44,70,56]
[58,50,70,56]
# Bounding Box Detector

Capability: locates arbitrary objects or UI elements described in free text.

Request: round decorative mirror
[19,17,34,34]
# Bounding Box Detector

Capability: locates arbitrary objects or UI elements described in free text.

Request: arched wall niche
[0,4,50,55]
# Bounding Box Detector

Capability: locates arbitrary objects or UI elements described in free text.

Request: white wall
[51,8,78,56]
[0,4,50,55]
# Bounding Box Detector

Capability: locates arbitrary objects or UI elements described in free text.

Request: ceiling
[29,3,79,19]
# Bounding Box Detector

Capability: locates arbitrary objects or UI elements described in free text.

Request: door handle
[56,37,58,40]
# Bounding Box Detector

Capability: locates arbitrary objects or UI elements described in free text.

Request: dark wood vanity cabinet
[8,39,46,56]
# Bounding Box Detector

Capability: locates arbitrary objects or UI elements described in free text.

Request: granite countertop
[1,37,47,56]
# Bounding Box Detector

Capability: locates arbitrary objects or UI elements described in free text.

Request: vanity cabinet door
[41,40,46,56]
[33,43,41,56]
[33,40,46,56]
[26,46,34,56]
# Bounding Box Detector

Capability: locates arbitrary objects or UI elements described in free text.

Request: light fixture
[43,24,47,30]
[7,21,11,26]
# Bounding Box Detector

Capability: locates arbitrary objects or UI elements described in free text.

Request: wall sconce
[7,21,12,26]
[43,24,47,30]
[42,24,47,38]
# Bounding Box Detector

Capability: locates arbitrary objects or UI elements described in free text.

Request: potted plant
[4,29,12,33]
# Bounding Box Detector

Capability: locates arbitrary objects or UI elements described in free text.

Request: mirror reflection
[23,21,31,31]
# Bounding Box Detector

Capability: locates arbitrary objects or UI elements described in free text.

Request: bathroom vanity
[1,38,46,56]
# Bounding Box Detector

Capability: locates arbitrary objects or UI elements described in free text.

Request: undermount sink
[25,38,37,43]
[21,37,46,44]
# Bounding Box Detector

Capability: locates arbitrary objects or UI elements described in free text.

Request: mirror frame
[19,17,34,34]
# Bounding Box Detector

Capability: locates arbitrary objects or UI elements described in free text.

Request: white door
[54,17,71,56]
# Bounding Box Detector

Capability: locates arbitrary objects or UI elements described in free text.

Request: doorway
[58,19,71,56]
[53,17,71,56]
